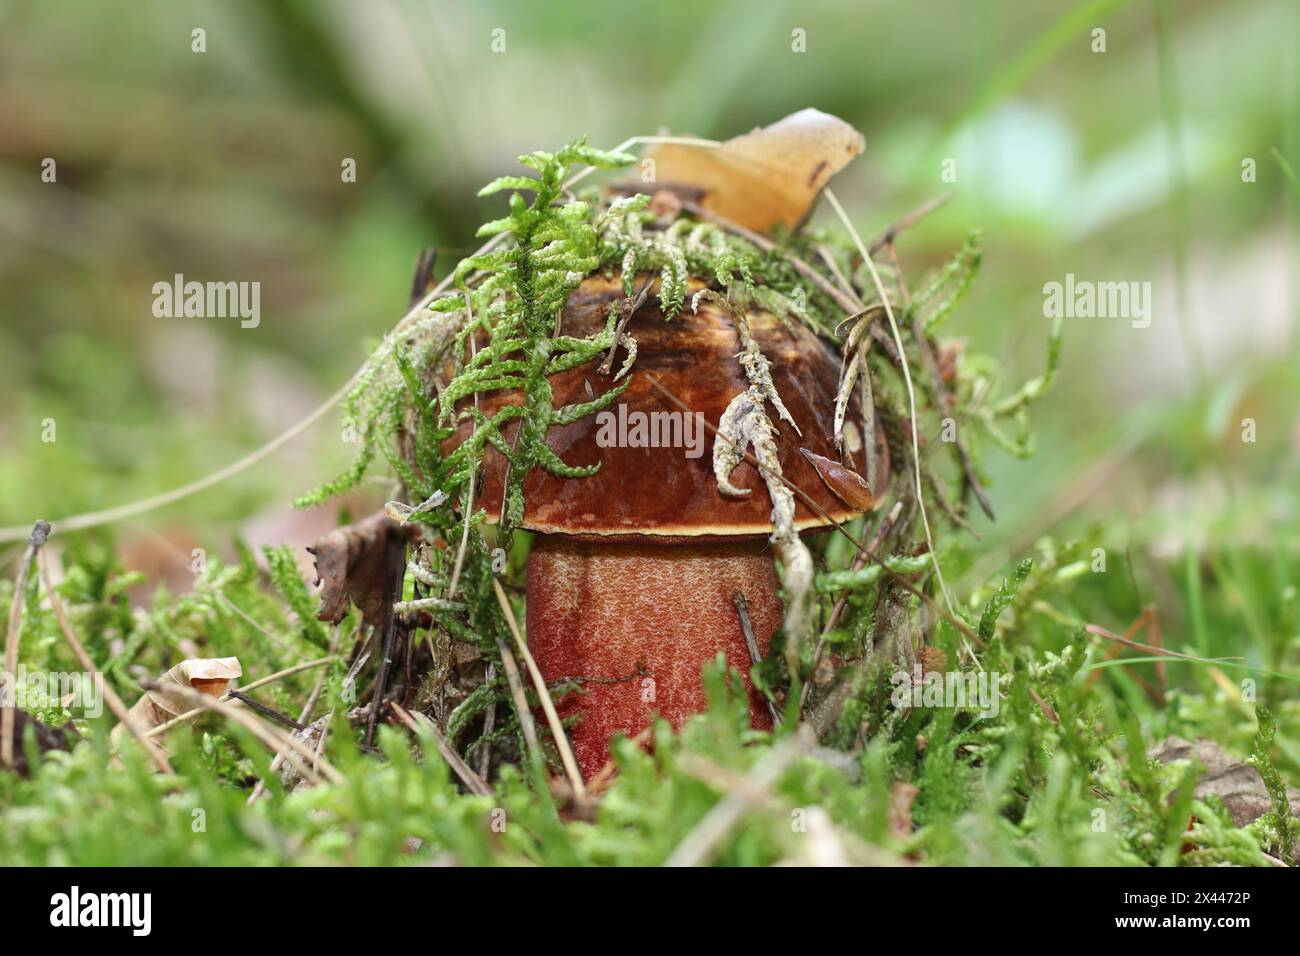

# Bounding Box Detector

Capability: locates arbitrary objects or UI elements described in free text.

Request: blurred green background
[1,0,1297,615]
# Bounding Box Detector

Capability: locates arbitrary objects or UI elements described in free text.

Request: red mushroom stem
[526,536,782,778]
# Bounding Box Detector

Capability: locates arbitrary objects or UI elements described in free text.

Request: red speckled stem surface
[526,536,782,779]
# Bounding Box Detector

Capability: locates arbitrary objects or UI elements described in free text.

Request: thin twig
[491,578,586,798]
[365,550,408,748]
[599,276,654,376]
[868,192,952,255]
[446,462,476,602]
[143,655,336,740]
[249,636,334,805]
[390,702,492,797]
[216,593,300,658]
[2,520,50,768]
[824,188,958,622]
[409,248,438,307]
[226,690,306,732]
[887,239,995,522]
[145,679,344,785]
[478,661,497,780]
[34,547,174,774]
[799,501,903,711]
[733,592,781,724]
[1084,623,1231,665]
[494,636,543,777]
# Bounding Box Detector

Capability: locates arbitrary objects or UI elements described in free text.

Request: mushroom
[447,274,889,778]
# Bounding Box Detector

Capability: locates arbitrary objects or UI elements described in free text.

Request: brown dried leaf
[307,511,409,633]
[800,447,877,511]
[1150,736,1300,827]
[111,657,242,752]
[646,108,865,235]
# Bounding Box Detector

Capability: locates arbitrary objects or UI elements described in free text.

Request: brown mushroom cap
[445,273,889,539]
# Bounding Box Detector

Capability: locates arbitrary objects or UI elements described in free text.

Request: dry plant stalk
[491,578,586,798]
[1,520,49,768]
[36,550,174,775]
[145,679,344,786]
[390,702,492,797]
[143,655,335,740]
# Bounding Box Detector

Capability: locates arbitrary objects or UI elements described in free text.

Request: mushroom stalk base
[526,536,782,779]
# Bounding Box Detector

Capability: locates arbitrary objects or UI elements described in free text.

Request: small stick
[734,593,763,667]
[226,690,306,732]
[599,276,654,376]
[409,248,438,307]
[494,636,543,777]
[215,593,300,658]
[1084,623,1226,664]
[446,462,476,602]
[248,639,334,805]
[799,501,903,711]
[146,679,343,786]
[478,661,497,780]
[492,578,586,798]
[868,192,952,255]
[365,553,408,748]
[1,520,48,768]
[733,592,781,724]
[1027,687,1060,725]
[825,187,958,623]
[887,239,995,522]
[390,702,492,797]
[34,547,175,775]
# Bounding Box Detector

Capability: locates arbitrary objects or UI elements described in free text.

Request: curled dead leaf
[799,447,876,511]
[111,657,242,753]
[308,511,410,633]
[1151,736,1300,828]
[645,108,865,236]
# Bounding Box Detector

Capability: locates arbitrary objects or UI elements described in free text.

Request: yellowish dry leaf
[646,108,865,235]
[111,657,243,753]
